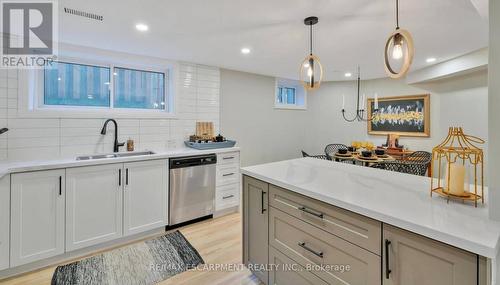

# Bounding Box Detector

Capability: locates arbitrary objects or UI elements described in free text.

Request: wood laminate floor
[0,213,262,285]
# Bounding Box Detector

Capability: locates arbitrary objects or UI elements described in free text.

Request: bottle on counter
[127,138,134,152]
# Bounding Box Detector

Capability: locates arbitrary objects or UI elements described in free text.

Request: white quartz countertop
[241,157,500,258]
[0,147,239,178]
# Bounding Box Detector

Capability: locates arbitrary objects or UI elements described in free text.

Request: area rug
[51,231,204,285]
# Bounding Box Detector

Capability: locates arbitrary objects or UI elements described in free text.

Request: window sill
[274,105,307,110]
[16,108,179,119]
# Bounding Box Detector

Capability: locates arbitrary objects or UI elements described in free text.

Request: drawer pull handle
[298,242,323,258]
[222,173,235,177]
[223,156,235,160]
[299,206,324,219]
[385,239,392,279]
[223,194,234,199]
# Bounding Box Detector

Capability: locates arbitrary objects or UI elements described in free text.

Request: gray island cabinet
[243,174,487,285]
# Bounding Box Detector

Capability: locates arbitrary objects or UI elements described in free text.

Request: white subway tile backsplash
[8,146,60,161]
[8,118,59,128]
[7,69,18,78]
[0,63,220,161]
[8,137,59,148]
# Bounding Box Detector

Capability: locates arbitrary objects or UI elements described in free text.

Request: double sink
[76,151,156,161]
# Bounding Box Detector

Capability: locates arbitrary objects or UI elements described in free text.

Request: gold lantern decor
[430,127,485,207]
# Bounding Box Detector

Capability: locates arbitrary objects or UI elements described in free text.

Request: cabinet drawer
[269,208,381,285]
[269,185,381,255]
[216,164,240,186]
[216,183,240,210]
[217,151,240,165]
[269,246,328,285]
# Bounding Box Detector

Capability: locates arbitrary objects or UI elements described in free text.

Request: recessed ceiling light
[344,72,352,77]
[426,57,437,63]
[241,48,251,54]
[135,23,149,32]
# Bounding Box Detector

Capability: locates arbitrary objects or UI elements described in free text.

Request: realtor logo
[1,0,57,68]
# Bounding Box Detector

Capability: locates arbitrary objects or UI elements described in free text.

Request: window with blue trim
[43,61,168,111]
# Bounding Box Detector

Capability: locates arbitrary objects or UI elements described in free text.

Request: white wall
[220,68,488,169]
[489,0,500,221]
[303,71,488,167]
[219,69,309,167]
[0,61,220,161]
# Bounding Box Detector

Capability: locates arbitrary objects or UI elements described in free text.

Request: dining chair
[324,144,349,160]
[301,150,329,160]
[402,151,432,176]
[372,151,432,176]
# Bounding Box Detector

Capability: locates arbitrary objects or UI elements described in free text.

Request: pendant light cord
[310,24,313,55]
[396,0,400,29]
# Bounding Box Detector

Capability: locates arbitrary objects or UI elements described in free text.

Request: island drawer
[268,246,329,285]
[269,207,381,285]
[269,184,381,255]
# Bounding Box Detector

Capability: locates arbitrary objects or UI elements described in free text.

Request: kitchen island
[241,157,500,285]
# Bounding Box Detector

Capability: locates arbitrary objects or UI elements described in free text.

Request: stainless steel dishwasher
[169,154,216,226]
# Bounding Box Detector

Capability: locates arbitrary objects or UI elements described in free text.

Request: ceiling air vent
[63,7,103,21]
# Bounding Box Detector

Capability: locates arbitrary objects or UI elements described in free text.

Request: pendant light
[384,0,414,79]
[300,16,323,90]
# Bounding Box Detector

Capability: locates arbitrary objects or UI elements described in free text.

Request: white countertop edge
[0,147,240,179]
[241,166,499,259]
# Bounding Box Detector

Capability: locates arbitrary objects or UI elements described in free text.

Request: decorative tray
[184,140,236,150]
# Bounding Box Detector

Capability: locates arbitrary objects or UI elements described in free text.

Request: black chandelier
[341,67,379,122]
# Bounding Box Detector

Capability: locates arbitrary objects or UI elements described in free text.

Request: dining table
[331,152,396,167]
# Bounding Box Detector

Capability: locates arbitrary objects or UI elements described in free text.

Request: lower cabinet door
[66,164,123,251]
[243,176,269,285]
[269,247,328,285]
[123,159,168,236]
[10,170,65,266]
[383,224,478,285]
[0,175,10,270]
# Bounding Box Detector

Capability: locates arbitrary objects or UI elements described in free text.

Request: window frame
[274,78,307,110]
[18,52,178,119]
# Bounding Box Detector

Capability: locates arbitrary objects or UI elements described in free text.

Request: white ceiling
[58,0,488,81]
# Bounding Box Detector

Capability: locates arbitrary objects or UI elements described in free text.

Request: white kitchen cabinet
[216,151,241,213]
[66,164,123,251]
[10,170,65,266]
[0,175,10,270]
[123,159,168,236]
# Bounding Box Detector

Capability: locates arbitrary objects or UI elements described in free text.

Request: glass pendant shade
[300,54,323,90]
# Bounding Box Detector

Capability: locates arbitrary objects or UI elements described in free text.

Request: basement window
[31,59,174,117]
[275,78,306,110]
[44,62,111,107]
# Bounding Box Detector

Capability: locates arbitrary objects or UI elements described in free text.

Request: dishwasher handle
[170,154,217,169]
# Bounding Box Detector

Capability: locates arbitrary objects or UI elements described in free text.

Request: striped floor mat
[51,231,204,285]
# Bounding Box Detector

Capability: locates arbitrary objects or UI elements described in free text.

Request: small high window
[275,78,306,110]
